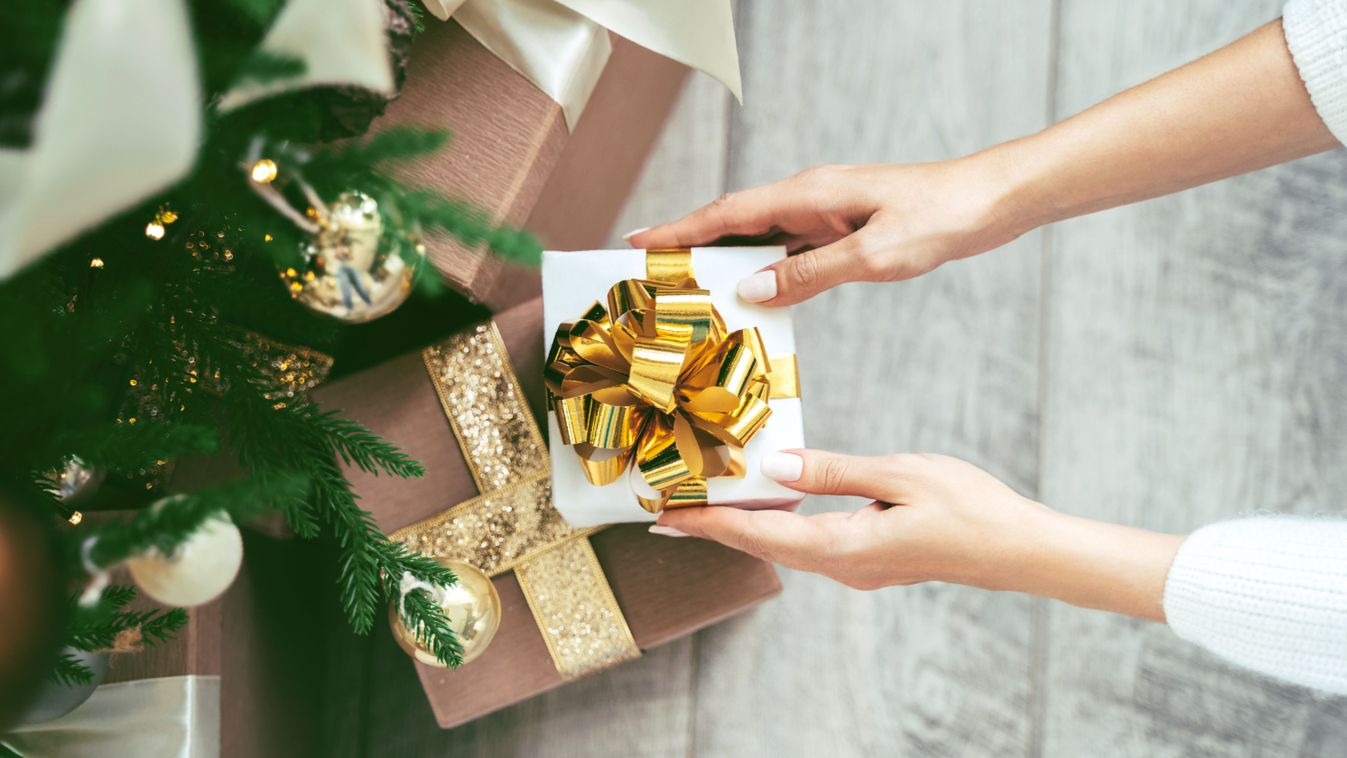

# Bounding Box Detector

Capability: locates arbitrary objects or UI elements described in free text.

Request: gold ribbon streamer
[546,249,801,513]
[390,323,639,677]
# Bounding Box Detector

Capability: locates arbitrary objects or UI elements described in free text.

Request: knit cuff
[1163,515,1347,694]
[1284,0,1347,144]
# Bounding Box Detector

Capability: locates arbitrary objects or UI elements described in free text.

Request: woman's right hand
[626,157,1027,306]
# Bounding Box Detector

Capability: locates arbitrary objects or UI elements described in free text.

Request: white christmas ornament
[127,515,243,607]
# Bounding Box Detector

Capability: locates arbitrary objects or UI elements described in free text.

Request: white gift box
[542,247,806,527]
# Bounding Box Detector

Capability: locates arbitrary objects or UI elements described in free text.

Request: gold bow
[545,249,798,512]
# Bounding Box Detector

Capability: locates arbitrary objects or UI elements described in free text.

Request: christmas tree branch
[400,588,465,668]
[50,653,95,688]
[55,422,219,472]
[85,474,306,570]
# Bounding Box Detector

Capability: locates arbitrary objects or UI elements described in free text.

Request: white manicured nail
[622,226,651,241]
[761,451,803,482]
[649,524,690,538]
[737,270,778,303]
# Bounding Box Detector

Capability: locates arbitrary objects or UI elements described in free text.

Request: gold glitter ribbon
[545,249,801,512]
[390,323,639,678]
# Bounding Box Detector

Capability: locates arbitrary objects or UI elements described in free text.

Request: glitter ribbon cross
[390,323,639,678]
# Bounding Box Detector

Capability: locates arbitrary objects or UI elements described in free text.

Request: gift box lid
[541,247,806,526]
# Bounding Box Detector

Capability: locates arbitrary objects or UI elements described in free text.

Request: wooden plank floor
[346,1,1347,755]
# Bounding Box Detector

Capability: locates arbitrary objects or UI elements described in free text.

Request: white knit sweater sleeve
[1285,0,1347,143]
[1162,516,1347,694]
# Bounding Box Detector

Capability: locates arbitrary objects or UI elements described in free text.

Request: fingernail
[761,451,803,482]
[622,226,651,241]
[649,524,690,538]
[737,270,777,303]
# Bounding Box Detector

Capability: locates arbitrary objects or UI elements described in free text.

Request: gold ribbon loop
[546,249,801,512]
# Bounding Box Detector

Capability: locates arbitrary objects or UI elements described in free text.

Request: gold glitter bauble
[390,559,502,668]
[283,190,422,323]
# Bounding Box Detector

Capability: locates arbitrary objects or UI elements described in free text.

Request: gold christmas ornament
[127,512,243,607]
[282,190,421,323]
[144,221,166,240]
[390,559,502,668]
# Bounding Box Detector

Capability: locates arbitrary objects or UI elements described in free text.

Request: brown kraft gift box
[312,297,782,728]
[382,20,691,308]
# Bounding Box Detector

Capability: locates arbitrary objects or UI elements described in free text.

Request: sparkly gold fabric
[545,249,802,512]
[236,331,334,408]
[390,323,639,676]
[516,538,639,678]
[391,471,590,577]
[422,324,547,491]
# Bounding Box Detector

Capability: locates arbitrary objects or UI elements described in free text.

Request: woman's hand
[626,159,1025,306]
[628,23,1339,309]
[651,450,1185,621]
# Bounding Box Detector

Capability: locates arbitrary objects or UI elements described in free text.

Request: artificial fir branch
[54,423,219,472]
[50,653,95,688]
[66,584,188,651]
[331,125,450,167]
[138,608,191,645]
[85,474,307,569]
[401,588,465,668]
[2,1,536,682]
[306,408,424,478]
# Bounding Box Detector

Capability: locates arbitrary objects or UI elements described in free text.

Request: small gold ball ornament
[127,513,243,607]
[283,190,422,323]
[390,559,501,668]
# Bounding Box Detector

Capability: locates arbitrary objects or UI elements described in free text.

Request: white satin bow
[422,0,743,129]
[1,676,220,758]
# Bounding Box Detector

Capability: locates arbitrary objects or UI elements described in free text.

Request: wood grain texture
[1042,1,1347,755]
[332,2,1347,755]
[687,2,1053,756]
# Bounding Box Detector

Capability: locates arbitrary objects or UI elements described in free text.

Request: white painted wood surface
[347,2,1347,755]
[1042,2,1347,756]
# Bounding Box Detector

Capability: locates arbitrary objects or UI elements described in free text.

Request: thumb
[760,449,909,503]
[656,506,827,571]
[739,233,870,307]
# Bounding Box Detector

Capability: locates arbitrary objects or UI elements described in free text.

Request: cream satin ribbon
[1,675,220,758]
[216,0,395,112]
[1,0,395,280]
[422,0,743,129]
[0,0,200,280]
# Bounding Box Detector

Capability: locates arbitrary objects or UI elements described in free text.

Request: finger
[656,506,828,571]
[742,232,871,307]
[627,183,808,248]
[760,449,911,502]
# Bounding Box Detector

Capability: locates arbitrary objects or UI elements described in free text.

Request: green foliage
[88,475,306,567]
[67,585,188,651]
[55,423,219,472]
[50,653,95,688]
[401,587,465,668]
[233,51,306,86]
[1,0,539,679]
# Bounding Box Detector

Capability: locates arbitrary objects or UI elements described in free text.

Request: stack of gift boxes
[81,9,808,754]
